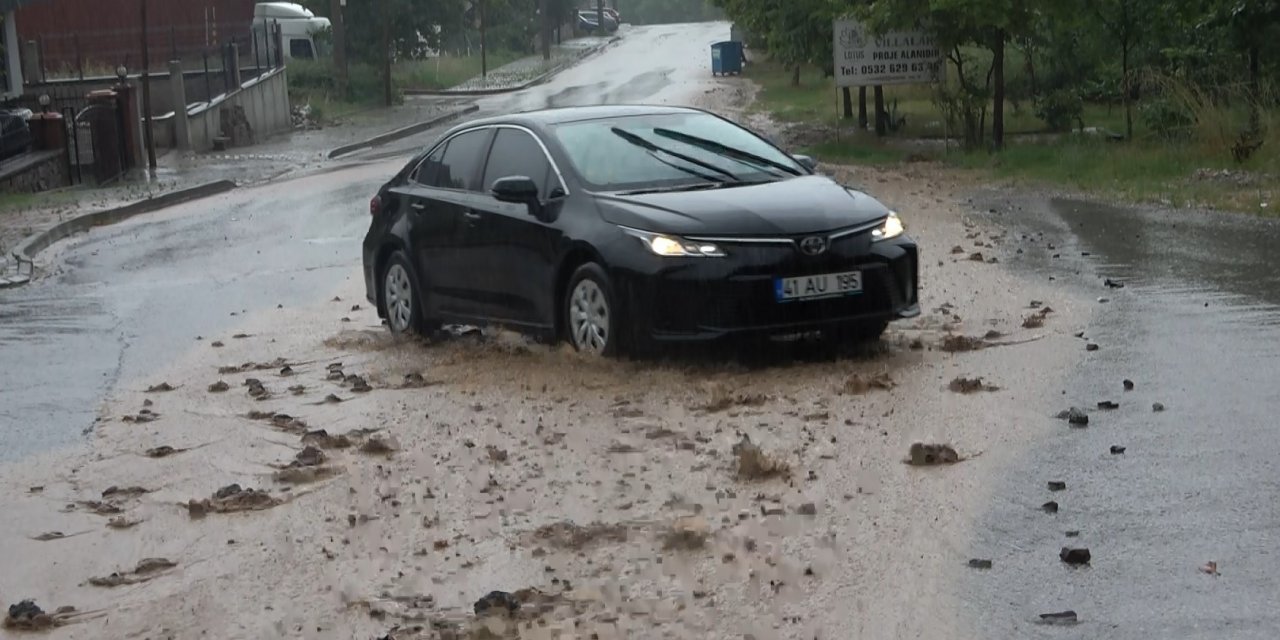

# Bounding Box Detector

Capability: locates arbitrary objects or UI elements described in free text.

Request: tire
[380,250,437,336]
[564,263,620,356]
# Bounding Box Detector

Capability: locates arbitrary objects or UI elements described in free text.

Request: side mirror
[792,154,817,171]
[491,176,539,204]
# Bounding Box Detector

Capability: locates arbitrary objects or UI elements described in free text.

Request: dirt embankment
[0,163,1092,639]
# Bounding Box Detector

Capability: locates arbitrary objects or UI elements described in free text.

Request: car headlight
[622,227,726,257]
[872,212,905,241]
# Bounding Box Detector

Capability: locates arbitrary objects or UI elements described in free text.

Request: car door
[401,127,493,318]
[466,126,568,327]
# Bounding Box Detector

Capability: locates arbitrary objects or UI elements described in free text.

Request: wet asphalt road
[965,198,1280,637]
[0,22,732,463]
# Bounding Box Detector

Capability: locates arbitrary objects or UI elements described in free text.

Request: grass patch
[802,138,910,165]
[394,51,522,91]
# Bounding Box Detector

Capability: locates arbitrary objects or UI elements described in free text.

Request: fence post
[229,41,241,87]
[203,50,212,101]
[74,34,83,80]
[170,26,177,63]
[37,35,46,82]
[169,60,190,150]
[274,22,284,68]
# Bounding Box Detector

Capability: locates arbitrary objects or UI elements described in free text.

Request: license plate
[775,270,862,302]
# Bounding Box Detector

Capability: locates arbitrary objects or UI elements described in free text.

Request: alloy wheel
[569,278,610,354]
[384,263,414,333]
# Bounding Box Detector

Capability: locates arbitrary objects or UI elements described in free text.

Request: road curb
[328,105,481,160]
[6,180,238,287]
[403,35,623,98]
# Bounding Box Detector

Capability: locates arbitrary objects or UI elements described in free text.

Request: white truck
[251,2,332,61]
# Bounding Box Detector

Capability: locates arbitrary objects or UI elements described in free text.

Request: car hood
[592,175,892,237]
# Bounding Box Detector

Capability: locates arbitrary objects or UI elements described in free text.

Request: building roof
[1,0,49,12]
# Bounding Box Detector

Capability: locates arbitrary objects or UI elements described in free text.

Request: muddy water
[964,198,1280,637]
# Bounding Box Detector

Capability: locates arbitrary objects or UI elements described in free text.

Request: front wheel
[564,263,620,356]
[381,251,437,336]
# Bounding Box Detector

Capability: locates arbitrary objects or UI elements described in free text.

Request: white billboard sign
[833,19,944,87]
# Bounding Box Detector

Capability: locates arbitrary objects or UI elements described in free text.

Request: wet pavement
[0,21,737,462]
[964,197,1280,637]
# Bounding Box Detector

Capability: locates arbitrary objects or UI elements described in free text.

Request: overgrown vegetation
[719,0,1279,211]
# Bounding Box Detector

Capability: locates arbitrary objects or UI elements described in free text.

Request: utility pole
[140,0,156,170]
[479,0,487,80]
[539,0,550,62]
[381,0,391,106]
[331,0,347,97]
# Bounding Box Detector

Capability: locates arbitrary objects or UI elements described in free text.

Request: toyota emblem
[798,236,827,256]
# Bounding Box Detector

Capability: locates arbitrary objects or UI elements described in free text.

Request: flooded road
[966,197,1280,637]
[0,22,734,463]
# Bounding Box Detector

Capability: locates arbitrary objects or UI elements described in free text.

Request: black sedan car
[362,105,919,356]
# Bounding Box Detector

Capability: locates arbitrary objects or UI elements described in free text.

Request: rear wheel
[381,251,437,335]
[565,263,619,356]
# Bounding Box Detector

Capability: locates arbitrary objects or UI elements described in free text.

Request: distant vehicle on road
[576,9,619,33]
[362,106,919,356]
[251,2,331,61]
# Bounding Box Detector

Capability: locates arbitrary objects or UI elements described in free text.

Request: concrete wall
[0,150,69,194]
[152,65,289,152]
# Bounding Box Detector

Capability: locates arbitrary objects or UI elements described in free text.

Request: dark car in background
[362,105,919,356]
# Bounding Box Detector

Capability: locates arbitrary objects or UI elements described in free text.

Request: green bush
[1034,90,1084,132]
[288,59,401,108]
[1140,97,1195,139]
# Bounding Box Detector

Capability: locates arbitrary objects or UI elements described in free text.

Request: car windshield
[552,113,805,192]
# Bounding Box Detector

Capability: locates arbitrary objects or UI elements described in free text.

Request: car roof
[447,105,708,133]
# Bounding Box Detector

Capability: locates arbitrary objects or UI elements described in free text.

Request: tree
[1085,0,1159,140]
[713,0,835,85]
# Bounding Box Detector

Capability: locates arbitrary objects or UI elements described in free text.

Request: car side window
[411,144,447,186]
[434,129,491,191]
[481,128,559,197]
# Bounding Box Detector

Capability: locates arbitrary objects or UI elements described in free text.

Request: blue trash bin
[711,41,743,76]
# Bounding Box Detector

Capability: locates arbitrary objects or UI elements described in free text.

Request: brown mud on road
[0,165,1093,639]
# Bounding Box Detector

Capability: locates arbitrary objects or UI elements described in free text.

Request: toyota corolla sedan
[362,105,919,356]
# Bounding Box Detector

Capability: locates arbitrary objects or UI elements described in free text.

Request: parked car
[0,108,34,162]
[362,105,919,356]
[576,9,619,33]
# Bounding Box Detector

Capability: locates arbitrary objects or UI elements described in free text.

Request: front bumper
[614,233,919,341]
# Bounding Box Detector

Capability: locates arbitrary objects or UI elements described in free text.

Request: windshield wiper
[610,127,740,184]
[651,128,802,177]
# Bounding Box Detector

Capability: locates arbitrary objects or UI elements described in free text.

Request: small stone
[1152,402,1165,412]
[1104,278,1124,288]
[1059,407,1089,426]
[796,502,817,516]
[473,591,519,616]
[1038,610,1078,625]
[1110,445,1126,455]
[1042,501,1059,513]
[968,558,993,569]
[1065,530,1080,537]
[1097,401,1119,410]
[1085,343,1099,352]
[1047,481,1066,491]
[1123,379,1135,391]
[208,380,230,393]
[1060,547,1091,565]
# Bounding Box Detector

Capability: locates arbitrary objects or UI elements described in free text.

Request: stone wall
[0,150,70,194]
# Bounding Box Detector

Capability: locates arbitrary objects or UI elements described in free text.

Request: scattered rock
[1057,407,1089,426]
[796,502,818,516]
[533,521,628,549]
[1152,402,1165,412]
[842,372,894,394]
[273,466,341,484]
[661,515,710,550]
[1123,379,1135,391]
[473,591,519,616]
[486,445,509,462]
[1042,501,1059,513]
[1038,610,1078,625]
[145,382,175,393]
[288,384,306,395]
[88,558,177,587]
[968,558,993,569]
[303,429,353,449]
[940,335,986,352]
[1064,530,1080,537]
[31,531,67,541]
[3,600,72,631]
[279,365,294,376]
[1021,314,1045,329]
[187,485,280,517]
[106,516,140,529]
[351,378,373,393]
[293,446,325,467]
[359,436,398,455]
[1047,481,1067,491]
[102,486,149,499]
[145,445,183,458]
[1086,343,1099,351]
[232,333,251,339]
[906,443,961,466]
[77,500,122,515]
[948,376,998,393]
[208,380,230,393]
[950,246,965,254]
[1110,445,1126,455]
[698,386,768,413]
[1104,278,1124,289]
[968,252,985,262]
[1200,561,1220,576]
[1060,547,1091,565]
[1097,401,1119,410]
[732,435,790,480]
